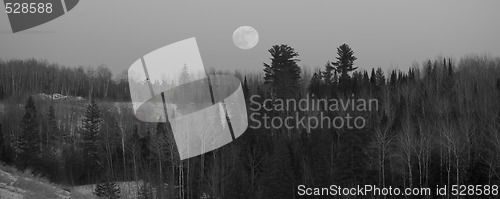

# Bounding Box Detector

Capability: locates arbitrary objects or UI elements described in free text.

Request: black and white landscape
[1,46,500,198]
[1,1,500,199]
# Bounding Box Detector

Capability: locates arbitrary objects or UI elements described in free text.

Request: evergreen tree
[308,72,323,98]
[362,71,370,88]
[263,44,301,99]
[322,62,336,86]
[46,105,60,152]
[331,44,357,91]
[176,64,192,107]
[389,70,397,87]
[370,68,377,86]
[16,96,41,170]
[408,68,416,82]
[179,64,190,85]
[425,60,433,79]
[321,62,337,97]
[351,75,359,93]
[94,181,121,199]
[375,67,386,86]
[243,76,250,100]
[38,105,62,181]
[81,99,102,179]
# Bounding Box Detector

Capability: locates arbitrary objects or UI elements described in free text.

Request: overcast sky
[1,0,499,76]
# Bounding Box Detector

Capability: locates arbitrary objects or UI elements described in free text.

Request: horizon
[1,0,499,76]
[1,51,497,80]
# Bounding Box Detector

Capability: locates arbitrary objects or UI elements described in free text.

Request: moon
[233,26,259,50]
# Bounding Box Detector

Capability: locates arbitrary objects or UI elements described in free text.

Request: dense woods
[1,44,500,198]
[0,59,130,101]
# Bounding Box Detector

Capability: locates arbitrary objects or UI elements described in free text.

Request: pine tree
[243,76,250,100]
[263,44,301,100]
[375,67,386,86]
[81,99,102,178]
[179,64,190,85]
[37,105,62,181]
[425,60,433,78]
[331,44,357,91]
[389,70,397,87]
[46,105,60,152]
[176,64,192,108]
[321,62,337,97]
[408,68,416,82]
[322,62,336,86]
[16,96,41,170]
[308,72,323,98]
[362,71,370,88]
[94,181,121,199]
[370,68,377,86]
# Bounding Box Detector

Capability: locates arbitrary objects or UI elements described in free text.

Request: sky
[1,0,500,76]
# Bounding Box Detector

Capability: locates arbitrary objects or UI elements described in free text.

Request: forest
[1,43,500,198]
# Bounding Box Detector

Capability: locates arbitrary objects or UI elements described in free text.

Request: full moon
[233,26,259,50]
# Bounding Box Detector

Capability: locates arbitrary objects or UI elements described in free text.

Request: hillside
[0,164,89,199]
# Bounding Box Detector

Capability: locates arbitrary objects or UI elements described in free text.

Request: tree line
[0,59,130,101]
[1,44,500,198]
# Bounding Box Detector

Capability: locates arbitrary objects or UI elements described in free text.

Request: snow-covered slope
[0,165,72,199]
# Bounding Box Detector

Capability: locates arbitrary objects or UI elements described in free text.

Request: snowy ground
[0,167,140,199]
[0,167,71,199]
[0,170,24,199]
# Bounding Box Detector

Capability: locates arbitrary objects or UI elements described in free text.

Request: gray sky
[1,0,499,76]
